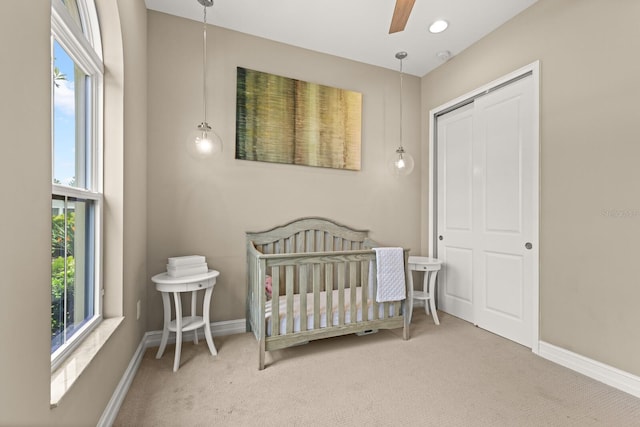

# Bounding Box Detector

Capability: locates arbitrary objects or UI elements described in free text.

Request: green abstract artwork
[236,67,362,171]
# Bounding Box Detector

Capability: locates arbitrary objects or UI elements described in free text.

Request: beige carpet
[114,312,640,426]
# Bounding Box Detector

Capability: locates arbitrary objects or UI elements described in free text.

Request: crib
[246,217,410,370]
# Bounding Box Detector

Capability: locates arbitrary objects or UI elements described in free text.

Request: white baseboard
[538,341,640,399]
[98,318,246,427]
[97,335,147,427]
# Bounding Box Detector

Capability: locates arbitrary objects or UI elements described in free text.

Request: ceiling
[145,0,538,77]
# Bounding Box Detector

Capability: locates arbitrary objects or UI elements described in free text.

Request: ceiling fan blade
[389,0,416,34]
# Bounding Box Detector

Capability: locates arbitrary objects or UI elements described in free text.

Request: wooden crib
[246,217,410,370]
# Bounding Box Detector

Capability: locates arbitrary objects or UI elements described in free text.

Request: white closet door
[437,75,536,347]
[473,76,534,347]
[436,103,475,323]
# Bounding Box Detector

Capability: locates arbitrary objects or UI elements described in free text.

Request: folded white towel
[167,264,208,278]
[166,262,208,272]
[167,255,206,267]
[373,247,406,303]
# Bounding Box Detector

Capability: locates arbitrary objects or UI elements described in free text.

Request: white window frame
[50,0,104,371]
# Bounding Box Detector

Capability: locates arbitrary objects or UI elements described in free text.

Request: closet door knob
[439,235,444,241]
[525,242,533,250]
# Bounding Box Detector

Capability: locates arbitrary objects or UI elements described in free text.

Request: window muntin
[51,0,103,369]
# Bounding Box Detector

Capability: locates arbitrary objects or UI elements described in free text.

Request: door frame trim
[428,61,540,353]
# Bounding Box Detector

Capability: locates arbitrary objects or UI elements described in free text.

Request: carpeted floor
[114,312,640,426]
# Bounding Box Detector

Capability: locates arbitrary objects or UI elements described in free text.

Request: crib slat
[313,264,321,329]
[286,265,295,334]
[350,261,357,323]
[371,261,379,320]
[272,267,280,337]
[334,237,343,252]
[325,263,333,326]
[296,231,305,253]
[316,233,325,293]
[292,235,302,294]
[319,231,332,294]
[337,262,346,326]
[394,301,401,318]
[361,260,369,321]
[299,265,308,332]
[326,233,333,251]
[354,249,362,286]
[301,231,312,330]
[306,230,314,253]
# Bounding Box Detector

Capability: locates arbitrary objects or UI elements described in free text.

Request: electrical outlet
[136,300,141,320]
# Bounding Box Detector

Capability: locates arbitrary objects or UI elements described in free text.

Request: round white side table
[407,256,443,326]
[151,269,219,372]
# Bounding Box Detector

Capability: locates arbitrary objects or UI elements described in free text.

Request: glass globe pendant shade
[187,121,222,159]
[389,146,415,176]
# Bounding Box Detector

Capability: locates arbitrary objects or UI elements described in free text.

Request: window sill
[50,317,124,408]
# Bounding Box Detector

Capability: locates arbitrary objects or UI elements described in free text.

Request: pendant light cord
[202,5,208,124]
[399,56,404,151]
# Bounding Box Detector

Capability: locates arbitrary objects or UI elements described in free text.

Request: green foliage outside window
[51,256,75,341]
[51,212,75,345]
[51,212,75,257]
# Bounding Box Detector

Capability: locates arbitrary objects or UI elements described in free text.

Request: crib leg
[403,303,411,340]
[259,339,266,370]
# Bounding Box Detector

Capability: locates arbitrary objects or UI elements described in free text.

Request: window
[51,0,103,369]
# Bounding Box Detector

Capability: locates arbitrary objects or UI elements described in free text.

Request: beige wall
[0,0,147,425]
[421,0,640,375]
[0,1,52,423]
[4,0,637,424]
[146,11,422,329]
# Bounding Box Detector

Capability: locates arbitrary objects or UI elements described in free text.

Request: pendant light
[186,0,222,159]
[389,51,414,176]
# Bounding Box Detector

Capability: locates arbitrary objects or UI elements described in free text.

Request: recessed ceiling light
[429,20,449,34]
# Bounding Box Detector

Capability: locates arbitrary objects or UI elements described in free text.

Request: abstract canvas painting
[236,67,362,170]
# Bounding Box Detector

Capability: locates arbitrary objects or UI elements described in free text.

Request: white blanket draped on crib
[373,247,406,302]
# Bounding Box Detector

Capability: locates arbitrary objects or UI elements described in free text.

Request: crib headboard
[246,217,374,254]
